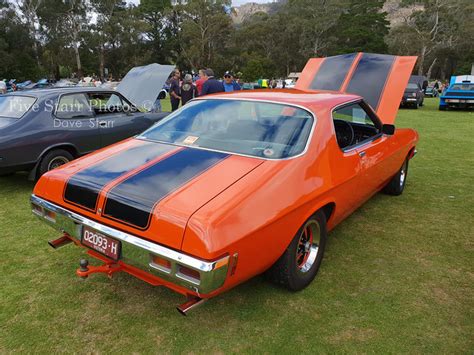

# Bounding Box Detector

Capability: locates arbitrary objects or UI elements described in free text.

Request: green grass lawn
[0,98,472,353]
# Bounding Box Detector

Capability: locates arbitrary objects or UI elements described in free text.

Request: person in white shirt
[0,80,7,94]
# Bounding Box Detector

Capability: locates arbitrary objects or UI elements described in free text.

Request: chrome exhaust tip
[48,235,72,249]
[176,296,206,316]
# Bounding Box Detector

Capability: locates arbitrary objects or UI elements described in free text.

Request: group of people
[168,68,241,111]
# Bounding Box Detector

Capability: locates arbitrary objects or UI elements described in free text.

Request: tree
[63,0,90,77]
[16,0,44,67]
[37,0,91,78]
[387,0,470,78]
[138,0,173,64]
[286,0,346,58]
[0,1,41,80]
[327,0,389,55]
[175,0,234,73]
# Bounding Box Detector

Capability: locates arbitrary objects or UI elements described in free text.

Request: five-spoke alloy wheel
[267,210,327,291]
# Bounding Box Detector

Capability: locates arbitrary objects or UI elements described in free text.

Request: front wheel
[266,210,327,291]
[383,158,409,196]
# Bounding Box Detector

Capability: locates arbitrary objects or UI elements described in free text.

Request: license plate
[81,227,121,260]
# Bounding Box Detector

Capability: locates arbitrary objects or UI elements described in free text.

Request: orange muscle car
[31,53,419,314]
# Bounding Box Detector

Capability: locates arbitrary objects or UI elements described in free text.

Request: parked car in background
[31,53,418,314]
[410,75,428,92]
[0,63,173,178]
[54,79,77,88]
[19,79,56,91]
[99,81,120,90]
[439,75,474,110]
[401,82,424,108]
[424,86,438,97]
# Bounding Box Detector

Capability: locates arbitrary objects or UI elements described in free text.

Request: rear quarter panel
[183,109,418,296]
[182,106,340,293]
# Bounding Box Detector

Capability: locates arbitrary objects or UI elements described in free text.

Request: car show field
[0,98,472,353]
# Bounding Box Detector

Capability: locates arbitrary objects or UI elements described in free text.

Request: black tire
[439,106,447,111]
[38,149,74,178]
[266,210,327,291]
[383,158,409,196]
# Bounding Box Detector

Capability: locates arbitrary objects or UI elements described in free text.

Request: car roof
[195,89,361,112]
[4,87,111,99]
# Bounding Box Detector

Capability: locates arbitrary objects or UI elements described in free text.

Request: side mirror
[382,124,395,135]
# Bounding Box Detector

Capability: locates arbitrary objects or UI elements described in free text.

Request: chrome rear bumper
[31,194,230,295]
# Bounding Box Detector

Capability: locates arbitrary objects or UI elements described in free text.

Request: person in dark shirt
[181,74,198,105]
[201,68,224,96]
[169,69,181,111]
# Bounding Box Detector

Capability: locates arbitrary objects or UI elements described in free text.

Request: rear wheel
[38,149,74,178]
[266,210,327,291]
[383,158,409,196]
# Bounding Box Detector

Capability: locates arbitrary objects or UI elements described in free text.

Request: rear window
[140,99,314,159]
[0,96,36,118]
[407,83,419,90]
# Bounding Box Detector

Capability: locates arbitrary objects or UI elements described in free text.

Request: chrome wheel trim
[399,162,407,188]
[47,156,69,171]
[296,220,321,273]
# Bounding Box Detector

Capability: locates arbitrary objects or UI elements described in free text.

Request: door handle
[358,151,366,157]
[98,121,107,127]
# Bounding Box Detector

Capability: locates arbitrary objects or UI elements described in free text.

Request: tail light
[45,210,56,222]
[150,255,171,273]
[177,265,201,284]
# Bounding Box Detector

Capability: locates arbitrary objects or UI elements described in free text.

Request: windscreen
[140,99,314,159]
[451,83,474,91]
[0,96,36,118]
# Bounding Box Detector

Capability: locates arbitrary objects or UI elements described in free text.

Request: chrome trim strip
[137,97,317,161]
[31,194,226,272]
[31,194,230,294]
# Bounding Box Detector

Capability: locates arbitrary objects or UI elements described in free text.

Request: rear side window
[87,92,132,115]
[56,93,94,119]
[0,96,36,119]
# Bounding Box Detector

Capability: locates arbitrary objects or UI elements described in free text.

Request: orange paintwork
[34,89,419,299]
[376,56,418,123]
[294,58,325,90]
[295,53,418,124]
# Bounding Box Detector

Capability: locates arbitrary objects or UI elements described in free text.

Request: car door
[333,101,399,204]
[86,92,151,147]
[54,92,100,154]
